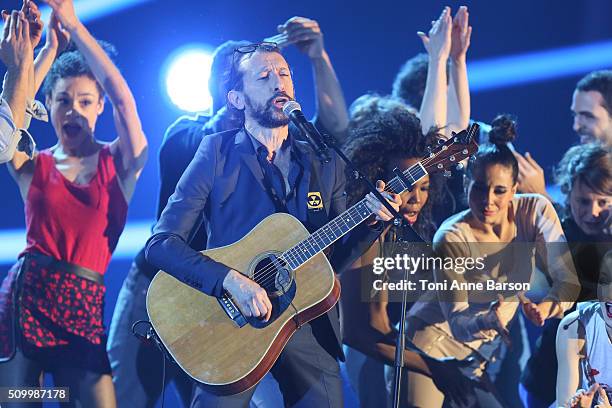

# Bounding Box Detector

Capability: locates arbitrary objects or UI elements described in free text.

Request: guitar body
[146,213,340,395]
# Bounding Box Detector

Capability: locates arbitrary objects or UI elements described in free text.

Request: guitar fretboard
[281,162,427,270]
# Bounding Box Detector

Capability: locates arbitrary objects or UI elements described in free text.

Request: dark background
[0,0,610,405]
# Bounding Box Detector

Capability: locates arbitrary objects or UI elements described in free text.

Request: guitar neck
[281,162,428,270]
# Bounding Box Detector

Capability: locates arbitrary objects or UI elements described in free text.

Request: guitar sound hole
[247,253,297,329]
[253,254,293,297]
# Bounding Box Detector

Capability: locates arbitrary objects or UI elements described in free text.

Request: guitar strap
[261,173,289,213]
[257,145,329,233]
[256,148,290,213]
[305,162,329,232]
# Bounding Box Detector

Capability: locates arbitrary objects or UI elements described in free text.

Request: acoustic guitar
[146,125,479,395]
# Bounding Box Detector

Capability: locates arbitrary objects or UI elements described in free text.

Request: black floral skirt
[0,252,111,374]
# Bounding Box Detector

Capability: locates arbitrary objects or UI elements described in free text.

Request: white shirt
[0,98,19,163]
[408,194,579,360]
[581,302,612,392]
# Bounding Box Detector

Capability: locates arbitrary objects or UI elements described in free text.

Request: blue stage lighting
[39,0,154,27]
[470,40,612,91]
[164,47,214,113]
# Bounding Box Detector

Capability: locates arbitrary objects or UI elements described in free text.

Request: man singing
[145,42,400,407]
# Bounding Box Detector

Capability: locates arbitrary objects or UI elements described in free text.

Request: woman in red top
[0,0,147,406]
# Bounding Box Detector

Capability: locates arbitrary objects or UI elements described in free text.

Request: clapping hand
[417,6,452,61]
[450,6,472,63]
[40,0,79,33]
[0,10,32,71]
[45,11,71,54]
[265,16,325,60]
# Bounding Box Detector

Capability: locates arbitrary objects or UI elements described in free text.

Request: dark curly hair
[554,143,612,217]
[392,53,449,111]
[468,114,519,184]
[343,94,443,239]
[42,40,117,100]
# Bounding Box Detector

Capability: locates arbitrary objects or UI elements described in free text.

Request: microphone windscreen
[282,100,301,116]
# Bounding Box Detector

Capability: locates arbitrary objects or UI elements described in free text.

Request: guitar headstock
[422,124,479,175]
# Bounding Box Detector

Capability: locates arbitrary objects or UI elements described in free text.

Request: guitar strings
[250,149,463,288]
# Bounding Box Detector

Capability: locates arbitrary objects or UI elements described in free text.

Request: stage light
[164,47,214,113]
[470,40,612,91]
[39,0,154,28]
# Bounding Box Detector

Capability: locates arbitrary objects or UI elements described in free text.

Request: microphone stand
[297,121,331,164]
[311,128,426,408]
[389,222,426,408]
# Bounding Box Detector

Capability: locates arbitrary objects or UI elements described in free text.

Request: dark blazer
[145,127,382,359]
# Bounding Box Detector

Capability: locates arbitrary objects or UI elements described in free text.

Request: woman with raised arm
[340,94,476,407]
[0,0,147,406]
[417,5,471,139]
[412,6,475,229]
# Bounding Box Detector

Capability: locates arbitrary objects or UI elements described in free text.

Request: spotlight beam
[39,0,154,28]
[470,40,612,91]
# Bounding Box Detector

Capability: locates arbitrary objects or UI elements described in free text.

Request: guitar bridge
[218,292,247,327]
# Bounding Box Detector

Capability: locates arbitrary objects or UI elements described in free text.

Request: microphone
[282,100,331,163]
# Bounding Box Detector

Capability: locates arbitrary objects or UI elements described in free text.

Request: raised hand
[2,4,40,50]
[269,16,324,59]
[417,6,452,61]
[513,151,548,196]
[45,11,70,54]
[40,0,79,32]
[450,5,472,62]
[15,0,43,48]
[0,11,32,71]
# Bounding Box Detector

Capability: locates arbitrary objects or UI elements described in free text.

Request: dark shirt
[561,217,611,301]
[520,215,611,401]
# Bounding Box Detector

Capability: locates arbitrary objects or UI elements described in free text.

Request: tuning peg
[456,162,464,170]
